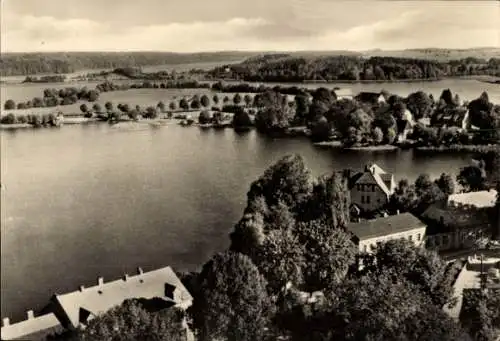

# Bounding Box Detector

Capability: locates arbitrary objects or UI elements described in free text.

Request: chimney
[123,274,129,281]
[98,277,104,286]
[3,317,10,327]
[79,285,85,292]
[137,267,144,275]
[27,310,34,320]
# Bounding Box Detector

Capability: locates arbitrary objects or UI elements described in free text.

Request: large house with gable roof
[1,266,194,340]
[347,164,396,213]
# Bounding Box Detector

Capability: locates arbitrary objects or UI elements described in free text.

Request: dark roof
[348,171,364,189]
[348,213,426,240]
[355,92,383,103]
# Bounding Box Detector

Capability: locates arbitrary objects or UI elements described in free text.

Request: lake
[0,122,474,322]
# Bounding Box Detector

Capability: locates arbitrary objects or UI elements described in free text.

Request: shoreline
[2,75,498,87]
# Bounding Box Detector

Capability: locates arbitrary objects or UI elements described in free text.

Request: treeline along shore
[1,79,499,154]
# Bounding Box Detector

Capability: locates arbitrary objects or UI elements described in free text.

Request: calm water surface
[0,123,473,321]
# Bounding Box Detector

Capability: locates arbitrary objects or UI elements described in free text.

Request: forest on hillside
[0,52,256,77]
[1,49,499,77]
[208,54,500,82]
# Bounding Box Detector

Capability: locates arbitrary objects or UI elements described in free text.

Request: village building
[1,266,193,341]
[417,117,431,127]
[423,189,497,251]
[334,88,353,99]
[1,312,63,341]
[395,109,416,143]
[348,212,427,253]
[430,107,470,131]
[396,119,414,143]
[347,163,396,213]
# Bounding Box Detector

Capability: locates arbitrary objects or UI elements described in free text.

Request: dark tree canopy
[246,154,313,211]
[92,103,102,113]
[104,101,113,111]
[233,93,242,105]
[157,101,166,112]
[4,99,16,110]
[435,172,455,195]
[79,103,88,113]
[200,95,210,108]
[198,110,212,124]
[460,288,500,341]
[295,219,356,291]
[72,300,188,341]
[179,98,189,110]
[193,251,272,341]
[360,239,456,307]
[457,165,487,192]
[406,91,433,119]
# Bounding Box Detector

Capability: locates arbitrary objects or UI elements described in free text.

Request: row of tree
[3,87,100,111]
[0,112,61,127]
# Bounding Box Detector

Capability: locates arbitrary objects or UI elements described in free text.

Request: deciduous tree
[200,95,210,108]
[193,251,272,341]
[73,300,188,341]
[457,165,487,192]
[4,99,15,110]
[435,173,455,195]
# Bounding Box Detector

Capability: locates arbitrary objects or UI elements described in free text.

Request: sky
[1,0,499,52]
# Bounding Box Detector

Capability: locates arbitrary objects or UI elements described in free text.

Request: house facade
[431,108,470,132]
[349,164,396,212]
[423,190,497,251]
[348,213,427,253]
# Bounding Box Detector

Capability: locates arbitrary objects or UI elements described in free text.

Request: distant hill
[1,48,498,77]
[208,49,500,82]
[0,51,260,77]
[361,48,500,61]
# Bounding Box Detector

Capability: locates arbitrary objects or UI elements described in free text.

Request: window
[372,184,376,192]
[363,245,367,252]
[443,235,449,246]
[361,195,365,204]
[366,196,371,204]
[417,233,421,241]
[409,235,413,241]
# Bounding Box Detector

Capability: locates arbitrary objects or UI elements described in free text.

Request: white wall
[358,226,426,253]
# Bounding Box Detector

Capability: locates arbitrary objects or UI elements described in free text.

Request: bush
[1,114,16,124]
[199,110,212,124]
[4,99,16,110]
